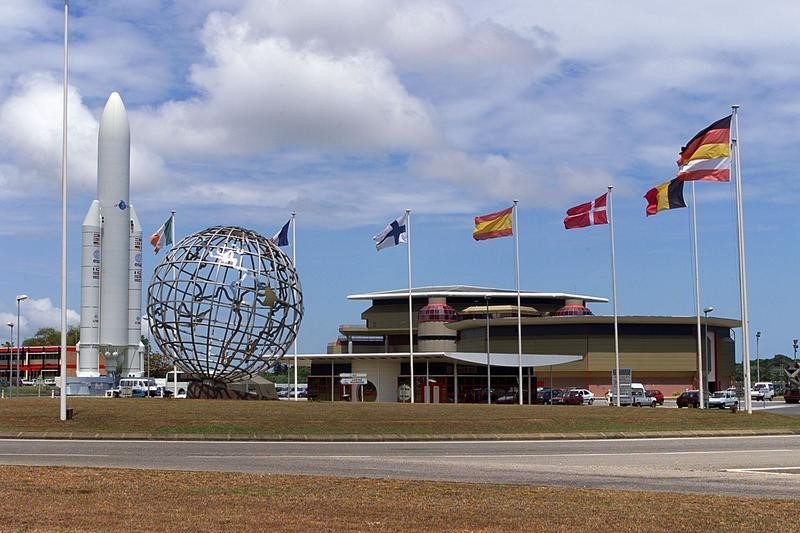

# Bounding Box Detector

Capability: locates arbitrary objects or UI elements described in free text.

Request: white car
[568,388,595,405]
[709,390,739,409]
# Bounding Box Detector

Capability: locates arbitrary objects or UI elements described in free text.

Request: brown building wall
[456,323,733,399]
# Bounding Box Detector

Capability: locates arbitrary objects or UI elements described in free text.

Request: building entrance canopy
[298,351,582,368]
[443,352,582,368]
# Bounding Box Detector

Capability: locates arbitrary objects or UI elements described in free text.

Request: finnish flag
[373,213,408,251]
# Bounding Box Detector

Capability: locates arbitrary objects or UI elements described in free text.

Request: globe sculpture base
[188,378,278,400]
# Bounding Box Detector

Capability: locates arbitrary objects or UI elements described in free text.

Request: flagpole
[690,181,705,409]
[291,211,298,400]
[406,208,414,404]
[732,105,752,414]
[170,210,178,397]
[513,200,522,405]
[607,187,622,407]
[59,0,69,421]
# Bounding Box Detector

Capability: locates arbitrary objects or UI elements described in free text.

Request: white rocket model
[77,92,144,378]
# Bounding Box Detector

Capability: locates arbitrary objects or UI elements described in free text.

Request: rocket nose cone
[99,91,130,141]
[103,91,127,115]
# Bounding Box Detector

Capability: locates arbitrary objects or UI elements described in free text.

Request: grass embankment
[0,398,797,436]
[3,466,798,531]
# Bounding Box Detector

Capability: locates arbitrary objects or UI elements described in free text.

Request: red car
[562,390,585,405]
[646,389,664,405]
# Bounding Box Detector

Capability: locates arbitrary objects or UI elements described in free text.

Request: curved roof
[348,285,608,303]
[447,315,742,331]
[296,351,583,368]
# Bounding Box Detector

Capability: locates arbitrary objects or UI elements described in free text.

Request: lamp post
[5,321,12,396]
[15,295,27,398]
[702,306,713,395]
[142,315,151,382]
[755,331,761,383]
[485,295,491,405]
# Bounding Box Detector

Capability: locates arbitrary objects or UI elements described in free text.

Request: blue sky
[1,0,799,363]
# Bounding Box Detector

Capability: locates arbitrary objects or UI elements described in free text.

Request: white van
[116,378,158,398]
[751,382,775,401]
[610,382,648,406]
[162,370,193,398]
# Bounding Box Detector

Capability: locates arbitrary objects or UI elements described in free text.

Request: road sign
[611,368,632,398]
[341,377,367,385]
[339,373,367,379]
[398,383,411,402]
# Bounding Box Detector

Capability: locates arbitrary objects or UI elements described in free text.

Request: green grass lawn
[0,397,798,436]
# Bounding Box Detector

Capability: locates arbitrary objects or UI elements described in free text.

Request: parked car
[495,388,519,404]
[550,390,567,405]
[708,390,739,409]
[677,390,701,408]
[646,389,664,405]
[752,381,775,396]
[536,388,563,405]
[562,390,585,405]
[750,385,774,401]
[609,382,648,406]
[568,388,595,405]
[631,389,657,407]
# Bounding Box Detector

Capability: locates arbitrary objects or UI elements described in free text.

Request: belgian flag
[644,179,686,216]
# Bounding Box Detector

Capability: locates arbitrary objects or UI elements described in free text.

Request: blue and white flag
[271,219,291,247]
[373,213,408,251]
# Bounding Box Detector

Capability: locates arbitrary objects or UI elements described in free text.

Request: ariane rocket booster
[78,92,143,377]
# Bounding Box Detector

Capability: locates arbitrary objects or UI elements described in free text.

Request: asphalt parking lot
[594,397,800,415]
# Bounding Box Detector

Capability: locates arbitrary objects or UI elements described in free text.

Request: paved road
[2,435,800,499]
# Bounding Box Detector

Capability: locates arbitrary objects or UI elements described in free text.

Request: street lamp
[142,315,151,381]
[485,295,491,405]
[15,294,27,398]
[755,331,761,383]
[5,321,12,395]
[702,306,713,395]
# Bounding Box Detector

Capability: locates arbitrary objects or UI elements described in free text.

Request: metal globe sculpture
[146,226,303,383]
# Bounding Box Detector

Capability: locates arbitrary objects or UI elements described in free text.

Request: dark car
[676,390,701,408]
[646,389,664,405]
[536,388,563,405]
[562,390,585,405]
[550,390,567,405]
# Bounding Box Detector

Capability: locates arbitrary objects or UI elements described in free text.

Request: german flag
[473,206,513,241]
[645,179,686,216]
[676,115,731,182]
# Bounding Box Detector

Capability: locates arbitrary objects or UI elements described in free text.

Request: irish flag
[150,215,174,254]
[676,115,731,182]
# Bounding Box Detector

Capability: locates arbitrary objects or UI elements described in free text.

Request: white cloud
[0,73,167,201]
[133,10,442,157]
[0,297,80,342]
[0,73,95,195]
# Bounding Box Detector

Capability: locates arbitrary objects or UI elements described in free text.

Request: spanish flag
[645,179,686,216]
[676,115,731,182]
[473,206,513,241]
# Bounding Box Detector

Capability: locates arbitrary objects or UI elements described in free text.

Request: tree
[22,326,80,347]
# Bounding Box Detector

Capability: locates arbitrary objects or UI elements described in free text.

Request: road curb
[2,428,800,441]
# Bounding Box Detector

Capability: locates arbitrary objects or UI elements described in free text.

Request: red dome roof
[553,304,593,316]
[418,303,459,323]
